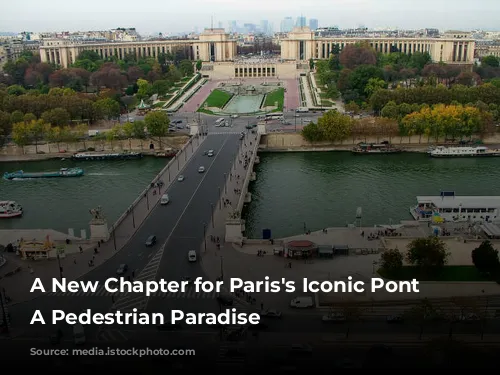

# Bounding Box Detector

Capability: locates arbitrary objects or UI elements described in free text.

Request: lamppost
[203,223,207,252]
[168,168,171,182]
[211,203,214,228]
[218,187,221,209]
[131,206,136,228]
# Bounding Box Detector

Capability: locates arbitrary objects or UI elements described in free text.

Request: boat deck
[417,196,500,209]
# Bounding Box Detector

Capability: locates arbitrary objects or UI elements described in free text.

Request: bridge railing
[235,134,261,214]
[109,135,196,234]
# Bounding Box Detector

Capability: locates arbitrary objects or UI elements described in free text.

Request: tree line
[10,111,173,151]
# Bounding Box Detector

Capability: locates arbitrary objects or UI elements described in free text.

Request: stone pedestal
[190,124,199,136]
[90,219,109,242]
[225,218,245,243]
[257,123,266,134]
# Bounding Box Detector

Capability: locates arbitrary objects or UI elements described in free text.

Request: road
[5,124,244,341]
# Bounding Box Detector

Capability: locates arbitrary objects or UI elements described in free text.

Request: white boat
[409,191,500,223]
[430,146,500,157]
[0,201,23,218]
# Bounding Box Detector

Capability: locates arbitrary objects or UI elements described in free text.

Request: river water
[0,158,166,233]
[244,151,500,239]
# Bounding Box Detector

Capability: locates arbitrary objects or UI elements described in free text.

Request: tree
[29,120,49,152]
[309,58,315,70]
[316,110,353,142]
[74,123,89,149]
[196,60,203,71]
[90,63,127,90]
[364,77,387,98]
[144,111,170,148]
[136,78,153,100]
[10,110,24,124]
[151,80,172,96]
[178,60,194,76]
[106,125,123,150]
[41,108,70,126]
[301,122,323,142]
[12,122,32,152]
[339,44,377,70]
[93,98,120,120]
[380,249,403,273]
[482,55,500,68]
[344,101,361,114]
[23,113,37,123]
[472,240,500,275]
[0,110,11,135]
[406,237,449,273]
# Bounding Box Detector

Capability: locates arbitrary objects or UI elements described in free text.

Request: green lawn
[152,101,166,108]
[201,89,232,109]
[378,266,489,282]
[264,88,285,110]
[181,75,193,82]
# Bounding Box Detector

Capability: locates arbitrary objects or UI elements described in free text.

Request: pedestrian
[79,246,83,254]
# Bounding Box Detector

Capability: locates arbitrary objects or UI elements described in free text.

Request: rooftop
[417,196,500,209]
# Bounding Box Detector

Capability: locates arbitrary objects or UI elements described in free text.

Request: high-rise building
[295,16,306,28]
[260,20,270,35]
[280,17,294,32]
[309,19,318,31]
[229,20,238,33]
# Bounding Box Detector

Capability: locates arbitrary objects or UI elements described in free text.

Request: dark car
[116,263,128,275]
[145,235,156,247]
[217,294,233,306]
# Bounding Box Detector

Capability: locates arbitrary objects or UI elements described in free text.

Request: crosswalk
[46,286,219,299]
[209,132,242,135]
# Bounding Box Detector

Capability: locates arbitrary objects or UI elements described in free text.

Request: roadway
[5,126,244,341]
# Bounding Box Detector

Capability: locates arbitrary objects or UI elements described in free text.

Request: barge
[3,168,84,180]
[72,152,143,161]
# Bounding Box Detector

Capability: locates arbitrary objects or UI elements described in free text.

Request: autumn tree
[74,123,89,149]
[30,120,50,152]
[12,122,32,152]
[339,43,377,70]
[472,240,500,276]
[93,98,120,120]
[144,111,170,148]
[301,122,323,142]
[316,110,353,142]
[90,63,127,91]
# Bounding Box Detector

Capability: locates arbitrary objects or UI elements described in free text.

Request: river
[244,151,500,239]
[0,158,166,233]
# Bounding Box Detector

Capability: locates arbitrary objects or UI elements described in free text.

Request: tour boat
[410,191,500,223]
[72,152,143,161]
[3,168,84,180]
[352,142,402,154]
[0,201,23,218]
[430,146,500,157]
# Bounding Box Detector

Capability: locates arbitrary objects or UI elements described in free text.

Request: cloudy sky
[2,0,498,34]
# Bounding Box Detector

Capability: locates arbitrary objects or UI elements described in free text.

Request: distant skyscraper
[309,18,318,31]
[280,17,294,32]
[295,16,306,28]
[229,20,238,33]
[260,20,270,35]
[218,22,223,29]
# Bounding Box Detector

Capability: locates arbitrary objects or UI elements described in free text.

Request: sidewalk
[1,135,207,304]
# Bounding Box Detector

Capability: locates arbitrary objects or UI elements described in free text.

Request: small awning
[480,223,500,237]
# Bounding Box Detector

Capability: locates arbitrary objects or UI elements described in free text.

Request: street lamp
[218,187,221,209]
[211,203,214,228]
[131,206,136,228]
[203,223,207,252]
[168,168,171,182]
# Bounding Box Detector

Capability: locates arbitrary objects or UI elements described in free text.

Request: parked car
[198,166,205,173]
[116,263,128,275]
[177,175,185,182]
[145,235,157,247]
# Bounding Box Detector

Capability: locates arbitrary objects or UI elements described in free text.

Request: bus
[215,118,226,127]
[265,112,284,121]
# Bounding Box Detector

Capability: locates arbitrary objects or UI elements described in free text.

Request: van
[188,250,197,262]
[73,323,86,345]
[215,118,225,127]
[160,194,169,205]
[290,296,314,308]
[296,107,309,113]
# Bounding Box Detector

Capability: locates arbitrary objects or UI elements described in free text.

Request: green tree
[93,98,120,120]
[106,125,123,150]
[364,77,387,98]
[151,80,172,96]
[144,111,170,148]
[316,110,353,142]
[12,122,31,152]
[7,84,26,96]
[74,123,89,149]
[29,119,49,153]
[472,240,500,275]
[0,110,11,135]
[178,60,194,76]
[481,55,500,68]
[406,237,450,273]
[196,60,203,71]
[380,248,403,273]
[136,78,153,100]
[309,58,315,70]
[41,108,70,126]
[23,113,37,123]
[10,110,24,124]
[301,122,323,142]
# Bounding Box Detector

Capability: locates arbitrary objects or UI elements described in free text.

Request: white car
[198,166,205,173]
[178,175,185,182]
[231,114,239,118]
[188,250,197,262]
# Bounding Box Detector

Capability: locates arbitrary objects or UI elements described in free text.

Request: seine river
[0,158,166,233]
[244,151,500,239]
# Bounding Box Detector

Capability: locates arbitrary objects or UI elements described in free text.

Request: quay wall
[0,135,190,162]
[259,133,500,152]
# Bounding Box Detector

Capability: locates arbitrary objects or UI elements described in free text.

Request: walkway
[283,79,300,110]
[180,80,218,113]
[165,78,208,112]
[1,134,207,304]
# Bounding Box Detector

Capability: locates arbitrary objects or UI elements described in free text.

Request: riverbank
[259,132,500,152]
[0,135,189,162]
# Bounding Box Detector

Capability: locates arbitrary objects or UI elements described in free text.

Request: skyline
[1,0,499,34]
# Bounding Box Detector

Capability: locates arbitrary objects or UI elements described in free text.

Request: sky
[1,0,498,34]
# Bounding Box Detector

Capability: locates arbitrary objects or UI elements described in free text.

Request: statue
[89,206,105,222]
